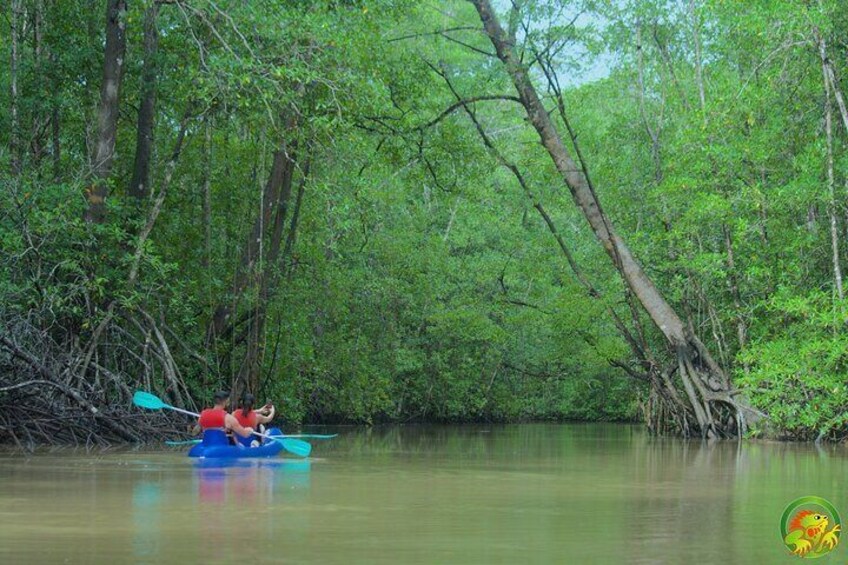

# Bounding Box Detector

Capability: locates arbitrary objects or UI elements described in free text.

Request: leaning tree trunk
[469,0,762,438]
[85,0,127,223]
[129,1,159,200]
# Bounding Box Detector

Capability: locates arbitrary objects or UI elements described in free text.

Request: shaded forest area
[2,0,848,445]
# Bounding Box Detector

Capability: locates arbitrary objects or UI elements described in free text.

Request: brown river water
[0,424,845,564]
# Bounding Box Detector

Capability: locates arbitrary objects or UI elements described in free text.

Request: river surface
[0,424,846,564]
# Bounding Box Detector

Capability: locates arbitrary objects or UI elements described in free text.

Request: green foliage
[3,0,848,439]
[738,291,848,439]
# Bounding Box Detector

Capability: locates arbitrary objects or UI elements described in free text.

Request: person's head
[241,393,255,417]
[213,390,230,408]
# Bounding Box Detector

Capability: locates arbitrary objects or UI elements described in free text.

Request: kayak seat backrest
[202,429,229,446]
[235,433,254,448]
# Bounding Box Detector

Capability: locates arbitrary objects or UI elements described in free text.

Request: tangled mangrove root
[0,313,202,449]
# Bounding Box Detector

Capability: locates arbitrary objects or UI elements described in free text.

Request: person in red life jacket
[194,390,254,447]
[232,393,276,447]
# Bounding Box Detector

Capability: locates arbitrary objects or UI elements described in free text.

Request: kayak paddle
[133,391,197,416]
[133,391,312,457]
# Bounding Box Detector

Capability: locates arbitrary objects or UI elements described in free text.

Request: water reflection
[622,440,737,563]
[193,459,312,506]
[132,481,162,563]
[125,458,312,563]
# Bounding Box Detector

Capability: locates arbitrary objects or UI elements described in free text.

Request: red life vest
[199,408,227,430]
[233,409,258,429]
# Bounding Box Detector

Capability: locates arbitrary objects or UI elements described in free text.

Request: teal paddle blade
[165,439,201,446]
[276,437,311,458]
[133,391,168,410]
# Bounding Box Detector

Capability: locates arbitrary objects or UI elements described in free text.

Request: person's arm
[190,416,201,436]
[225,413,253,438]
[256,402,273,415]
[256,404,275,424]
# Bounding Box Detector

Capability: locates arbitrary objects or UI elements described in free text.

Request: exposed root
[0,312,200,449]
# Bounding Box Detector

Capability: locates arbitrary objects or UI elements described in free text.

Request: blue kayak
[188,427,284,459]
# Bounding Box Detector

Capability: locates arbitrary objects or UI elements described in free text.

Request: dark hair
[241,393,255,418]
[213,390,230,404]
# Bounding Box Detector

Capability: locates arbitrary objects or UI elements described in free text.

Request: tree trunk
[50,40,61,181]
[209,145,296,341]
[202,119,212,270]
[283,159,308,268]
[651,23,692,113]
[635,21,662,184]
[232,148,299,396]
[51,102,60,181]
[85,0,127,223]
[9,0,21,176]
[127,111,192,286]
[816,33,848,265]
[689,0,706,117]
[266,153,297,266]
[129,2,159,200]
[722,227,748,368]
[234,157,310,396]
[469,0,761,437]
[31,0,45,169]
[822,49,844,300]
[757,169,770,244]
[47,0,61,181]
[817,35,848,134]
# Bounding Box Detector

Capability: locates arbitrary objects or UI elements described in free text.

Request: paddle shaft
[168,406,199,418]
